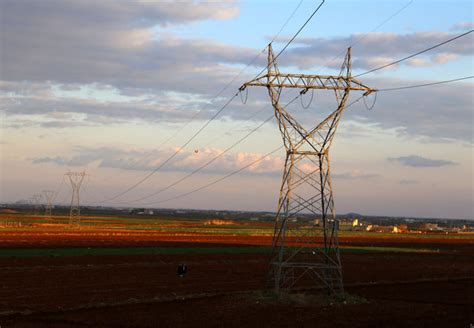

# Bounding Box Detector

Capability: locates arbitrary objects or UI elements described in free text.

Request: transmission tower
[242,45,375,295]
[65,171,86,226]
[31,194,43,216]
[42,190,55,219]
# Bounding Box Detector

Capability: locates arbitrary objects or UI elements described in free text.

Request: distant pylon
[32,194,43,216]
[65,171,86,226]
[242,44,375,295]
[42,190,55,219]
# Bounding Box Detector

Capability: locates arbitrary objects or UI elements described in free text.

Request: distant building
[352,218,359,227]
[366,224,393,233]
[392,224,408,233]
[130,208,154,215]
[419,223,440,232]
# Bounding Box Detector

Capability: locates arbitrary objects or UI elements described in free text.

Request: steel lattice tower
[42,190,55,219]
[65,171,85,226]
[243,45,375,295]
[31,194,42,216]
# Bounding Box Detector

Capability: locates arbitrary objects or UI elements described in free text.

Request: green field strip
[0,245,440,257]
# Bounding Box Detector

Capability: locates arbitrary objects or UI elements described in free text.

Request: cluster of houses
[338,218,473,234]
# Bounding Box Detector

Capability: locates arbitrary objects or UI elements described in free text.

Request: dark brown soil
[0,231,472,327]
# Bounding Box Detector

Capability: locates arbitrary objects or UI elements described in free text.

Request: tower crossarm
[243,73,376,94]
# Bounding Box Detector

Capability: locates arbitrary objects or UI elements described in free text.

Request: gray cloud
[0,1,472,144]
[388,155,458,167]
[274,31,473,70]
[332,170,379,180]
[2,76,472,144]
[345,77,473,143]
[0,1,253,95]
[4,1,471,97]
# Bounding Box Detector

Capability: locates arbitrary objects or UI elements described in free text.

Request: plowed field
[0,228,472,327]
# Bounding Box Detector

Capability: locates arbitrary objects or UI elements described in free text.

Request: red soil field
[1,229,473,251]
[0,230,472,327]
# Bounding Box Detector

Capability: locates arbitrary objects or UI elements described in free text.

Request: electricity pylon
[32,194,43,216]
[65,171,86,226]
[42,190,55,219]
[242,44,375,295]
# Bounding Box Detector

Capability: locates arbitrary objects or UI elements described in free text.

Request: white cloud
[450,21,474,31]
[30,146,284,176]
[431,53,458,64]
[406,58,429,66]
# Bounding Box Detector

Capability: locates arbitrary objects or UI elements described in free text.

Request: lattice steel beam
[65,171,85,226]
[42,190,55,219]
[242,44,375,295]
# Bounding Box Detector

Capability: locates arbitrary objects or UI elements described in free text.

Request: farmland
[0,213,473,327]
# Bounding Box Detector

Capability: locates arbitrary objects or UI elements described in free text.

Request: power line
[143,146,284,206]
[270,0,305,43]
[325,0,414,68]
[244,0,326,86]
[103,0,327,202]
[377,75,474,92]
[122,95,302,205]
[362,0,413,38]
[86,0,307,190]
[146,0,413,205]
[124,115,274,205]
[355,29,473,77]
[137,95,366,206]
[105,92,239,202]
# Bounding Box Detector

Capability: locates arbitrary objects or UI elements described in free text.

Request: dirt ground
[0,231,472,327]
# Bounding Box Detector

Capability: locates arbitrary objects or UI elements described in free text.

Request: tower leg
[269,150,343,295]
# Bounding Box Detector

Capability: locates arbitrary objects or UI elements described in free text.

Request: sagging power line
[355,29,473,77]
[102,0,327,203]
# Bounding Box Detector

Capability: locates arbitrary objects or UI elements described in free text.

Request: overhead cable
[377,76,474,92]
[104,0,327,202]
[355,30,473,77]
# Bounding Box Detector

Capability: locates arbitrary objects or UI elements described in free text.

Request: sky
[0,0,473,219]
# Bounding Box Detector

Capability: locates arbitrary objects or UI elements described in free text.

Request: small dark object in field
[177,263,188,278]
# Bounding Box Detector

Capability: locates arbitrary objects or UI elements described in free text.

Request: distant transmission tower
[242,45,375,295]
[65,171,86,226]
[32,194,43,216]
[42,190,55,219]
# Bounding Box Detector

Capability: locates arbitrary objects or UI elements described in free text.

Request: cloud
[346,77,473,143]
[0,89,206,125]
[3,2,471,98]
[0,2,472,144]
[431,53,459,64]
[406,58,429,67]
[2,75,472,144]
[274,31,473,70]
[388,155,458,167]
[0,1,252,95]
[30,146,284,176]
[451,22,474,31]
[333,169,379,180]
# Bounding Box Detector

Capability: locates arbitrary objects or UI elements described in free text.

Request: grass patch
[0,246,273,257]
[0,245,440,257]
